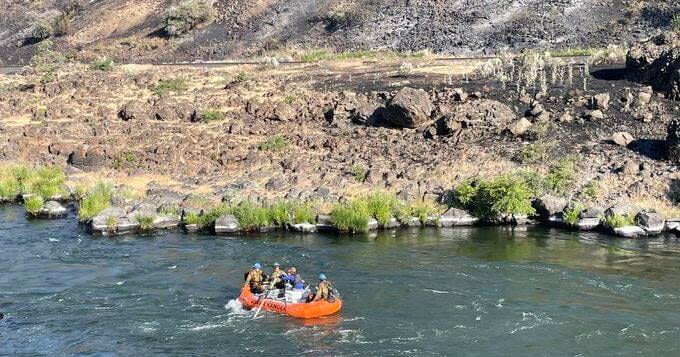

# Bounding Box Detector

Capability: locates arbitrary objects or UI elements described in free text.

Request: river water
[2,205,680,356]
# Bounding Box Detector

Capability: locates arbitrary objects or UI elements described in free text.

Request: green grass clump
[292,203,316,224]
[603,214,635,229]
[199,110,225,123]
[105,216,118,231]
[268,201,292,226]
[232,201,270,232]
[258,135,290,152]
[672,14,680,31]
[563,202,584,226]
[91,57,114,71]
[24,196,44,215]
[0,168,19,201]
[364,191,398,227]
[349,165,368,183]
[30,166,66,198]
[580,180,600,201]
[136,215,155,231]
[469,175,536,219]
[234,70,249,83]
[78,182,114,221]
[330,199,370,233]
[546,158,576,195]
[152,77,188,96]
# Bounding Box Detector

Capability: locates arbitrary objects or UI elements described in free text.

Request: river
[1,204,680,356]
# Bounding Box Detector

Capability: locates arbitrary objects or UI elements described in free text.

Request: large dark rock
[384,87,434,128]
[533,195,568,217]
[118,100,150,121]
[668,118,680,165]
[626,32,680,100]
[636,212,665,235]
[68,146,107,172]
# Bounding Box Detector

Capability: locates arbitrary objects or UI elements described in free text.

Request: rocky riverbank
[0,40,679,239]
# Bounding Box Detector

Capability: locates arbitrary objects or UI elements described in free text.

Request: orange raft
[238,285,342,319]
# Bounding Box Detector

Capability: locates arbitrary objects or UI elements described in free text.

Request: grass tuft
[78,182,114,221]
[24,196,44,215]
[152,77,188,96]
[258,135,290,151]
[603,214,635,229]
[563,202,584,226]
[330,199,370,233]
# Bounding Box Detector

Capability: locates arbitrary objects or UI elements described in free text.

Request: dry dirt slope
[0,0,678,63]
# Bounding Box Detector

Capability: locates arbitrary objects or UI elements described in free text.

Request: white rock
[613,226,646,238]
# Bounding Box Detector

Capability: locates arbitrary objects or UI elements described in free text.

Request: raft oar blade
[253,280,276,319]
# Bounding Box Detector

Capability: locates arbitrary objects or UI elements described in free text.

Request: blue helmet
[253,263,261,269]
[273,262,280,267]
[318,273,327,281]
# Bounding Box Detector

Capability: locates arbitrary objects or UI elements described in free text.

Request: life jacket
[247,269,263,284]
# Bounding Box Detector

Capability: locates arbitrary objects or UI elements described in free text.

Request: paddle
[253,279,276,319]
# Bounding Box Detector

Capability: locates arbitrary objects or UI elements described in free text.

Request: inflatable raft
[238,285,342,319]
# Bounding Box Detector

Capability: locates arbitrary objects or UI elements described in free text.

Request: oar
[253,279,276,319]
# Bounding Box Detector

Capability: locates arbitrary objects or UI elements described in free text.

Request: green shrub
[673,14,680,31]
[152,77,188,96]
[453,180,477,207]
[30,40,65,73]
[472,175,536,219]
[258,135,290,151]
[91,57,114,71]
[349,165,368,183]
[30,19,53,41]
[603,214,635,229]
[581,180,600,201]
[199,110,225,123]
[283,95,296,104]
[164,0,217,36]
[546,158,576,195]
[364,191,397,227]
[234,70,249,83]
[232,201,270,231]
[183,212,202,226]
[515,142,549,164]
[411,200,440,223]
[330,199,370,233]
[53,14,71,36]
[516,170,549,197]
[563,202,584,226]
[78,182,114,221]
[292,203,316,224]
[136,215,155,231]
[24,196,44,215]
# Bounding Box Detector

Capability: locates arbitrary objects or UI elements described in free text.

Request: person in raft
[270,263,286,290]
[308,273,334,302]
[282,267,305,290]
[244,263,267,293]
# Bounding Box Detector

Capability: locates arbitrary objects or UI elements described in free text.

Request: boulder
[153,215,180,229]
[214,214,239,234]
[508,118,532,136]
[589,93,610,111]
[612,132,634,147]
[118,100,150,121]
[439,208,478,227]
[635,212,665,235]
[666,218,680,232]
[668,118,680,165]
[367,218,379,231]
[579,207,604,219]
[604,204,640,218]
[533,195,568,217]
[290,223,318,233]
[626,32,680,100]
[384,87,434,128]
[39,200,67,218]
[577,217,601,230]
[452,88,468,102]
[613,226,646,238]
[585,110,604,120]
[315,214,336,232]
[273,103,296,121]
[69,146,107,172]
[91,207,139,234]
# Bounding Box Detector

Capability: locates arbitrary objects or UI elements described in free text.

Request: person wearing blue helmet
[309,273,334,302]
[244,262,266,293]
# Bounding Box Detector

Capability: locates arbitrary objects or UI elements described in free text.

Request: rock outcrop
[626,32,680,100]
[384,87,433,128]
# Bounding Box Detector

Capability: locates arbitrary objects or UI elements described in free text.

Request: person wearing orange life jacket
[244,263,266,293]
